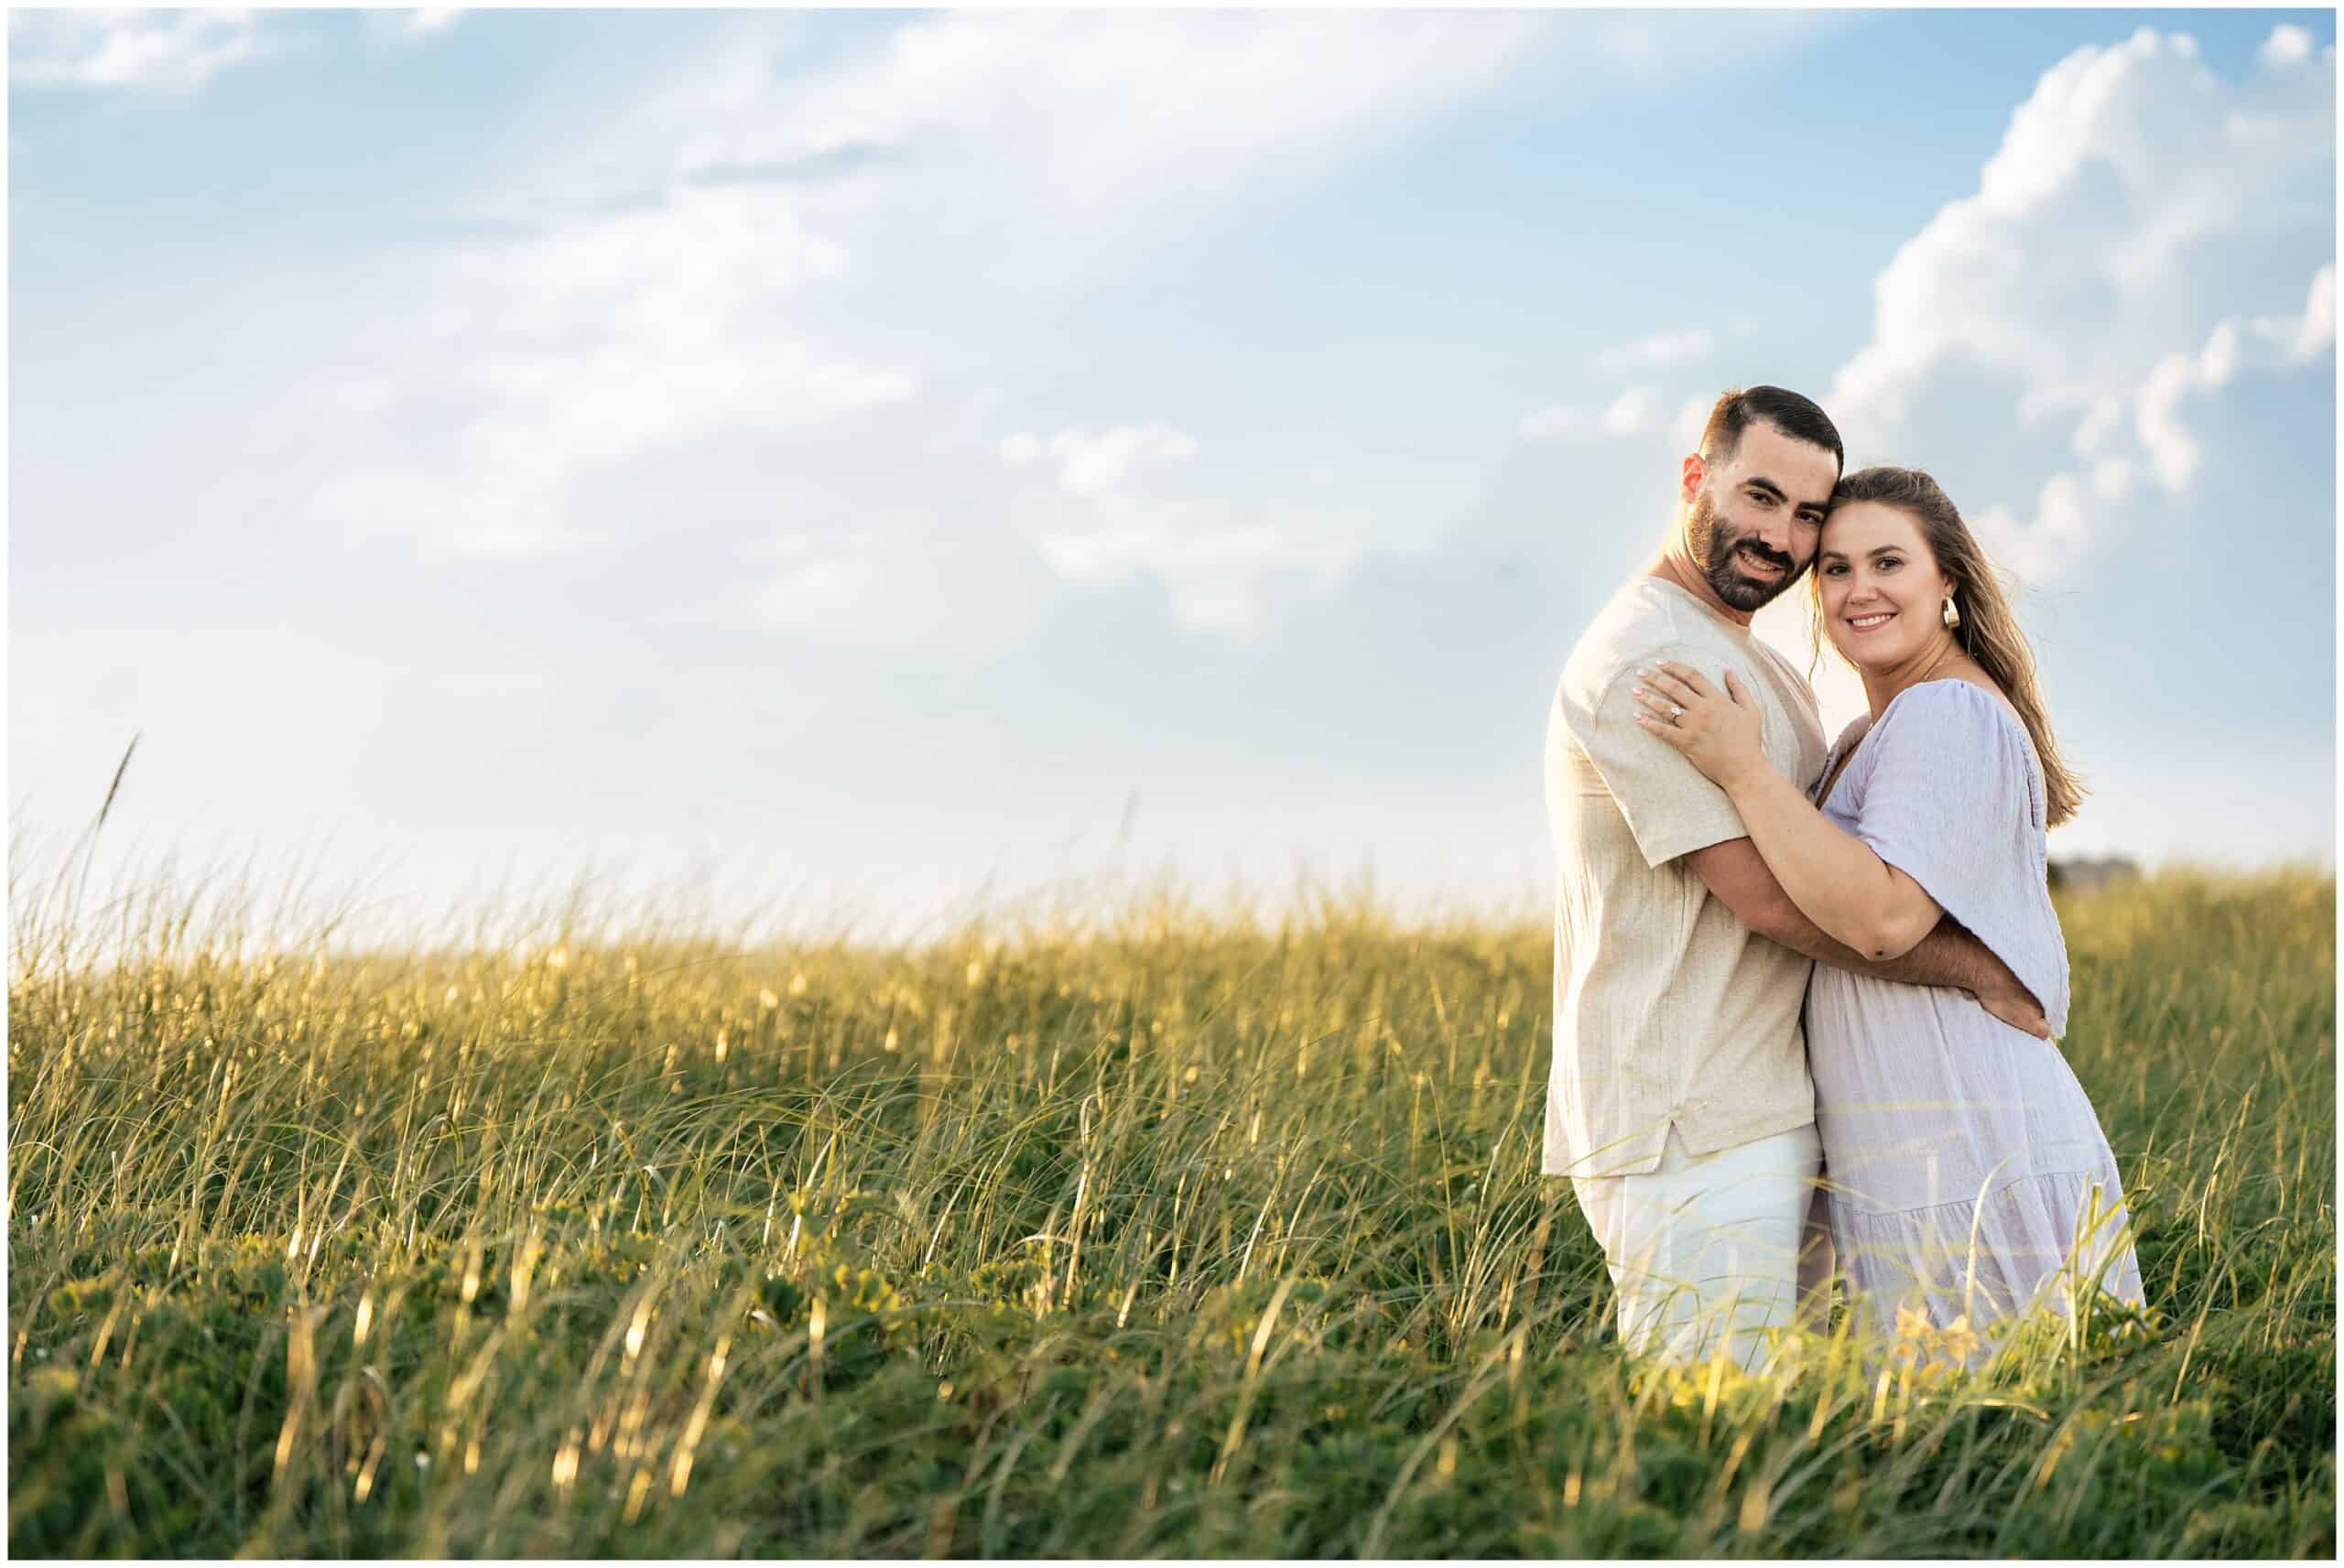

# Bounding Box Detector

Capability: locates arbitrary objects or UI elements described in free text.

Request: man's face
[1682,421,1839,612]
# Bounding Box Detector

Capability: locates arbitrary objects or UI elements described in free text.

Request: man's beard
[1687,489,1802,611]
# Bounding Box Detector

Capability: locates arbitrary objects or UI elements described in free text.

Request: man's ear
[1679,453,1705,503]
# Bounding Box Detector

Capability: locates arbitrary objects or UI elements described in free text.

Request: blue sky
[10,8,2337,948]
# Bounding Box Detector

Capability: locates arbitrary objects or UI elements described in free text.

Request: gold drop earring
[1941,594,1961,631]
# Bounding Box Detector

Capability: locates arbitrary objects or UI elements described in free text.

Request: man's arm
[1685,837,2050,1038]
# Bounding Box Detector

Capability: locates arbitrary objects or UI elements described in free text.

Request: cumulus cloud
[9,7,266,92]
[2134,262,2334,494]
[300,10,1562,630]
[2260,23,2315,69]
[313,184,916,558]
[2252,259,2337,362]
[1598,326,1714,372]
[1825,25,2334,584]
[995,423,1363,635]
[1967,471,2095,588]
[669,10,1542,246]
[1011,489,1369,638]
[1525,371,1709,449]
[290,10,1846,646]
[1599,386,1661,438]
[1000,424,1199,495]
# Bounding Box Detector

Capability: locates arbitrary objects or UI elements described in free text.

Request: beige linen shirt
[1542,575,1829,1178]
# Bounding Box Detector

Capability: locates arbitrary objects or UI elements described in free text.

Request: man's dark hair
[1697,385,1844,479]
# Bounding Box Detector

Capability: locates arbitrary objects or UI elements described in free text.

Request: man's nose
[1749,511,1793,553]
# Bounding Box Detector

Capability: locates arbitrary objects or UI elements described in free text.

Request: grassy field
[7,864,2334,1556]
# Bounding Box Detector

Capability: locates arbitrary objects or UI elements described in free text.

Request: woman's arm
[1633,660,1941,960]
[1711,755,1946,960]
[1682,838,2049,1036]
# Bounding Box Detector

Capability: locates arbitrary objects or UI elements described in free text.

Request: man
[1542,384,2047,1371]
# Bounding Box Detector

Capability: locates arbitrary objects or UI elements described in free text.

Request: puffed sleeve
[1850,682,2067,1032]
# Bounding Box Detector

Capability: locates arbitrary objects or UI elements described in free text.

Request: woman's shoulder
[1872,678,2044,820]
[1882,676,2027,741]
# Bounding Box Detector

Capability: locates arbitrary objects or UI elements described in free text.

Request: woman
[1628,465,2143,1358]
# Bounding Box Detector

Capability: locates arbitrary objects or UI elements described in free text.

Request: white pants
[1571,1122,1832,1372]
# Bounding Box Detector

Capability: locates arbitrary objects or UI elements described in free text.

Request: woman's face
[1816,501,1954,672]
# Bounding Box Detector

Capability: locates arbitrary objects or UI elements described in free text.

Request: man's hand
[1972,979,2051,1041]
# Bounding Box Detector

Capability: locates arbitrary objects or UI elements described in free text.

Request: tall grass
[7,857,2333,1556]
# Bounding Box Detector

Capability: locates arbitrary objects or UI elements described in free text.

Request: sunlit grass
[7,855,2333,1556]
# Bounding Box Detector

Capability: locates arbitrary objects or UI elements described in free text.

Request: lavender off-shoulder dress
[1806,680,2144,1344]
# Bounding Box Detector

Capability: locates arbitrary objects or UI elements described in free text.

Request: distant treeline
[2047,856,2141,893]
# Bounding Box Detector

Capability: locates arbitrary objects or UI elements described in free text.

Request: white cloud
[1598,326,1714,372]
[1013,490,1368,638]
[300,10,1556,623]
[1599,385,1660,438]
[611,10,1823,642]
[2135,263,2334,494]
[2070,394,2124,457]
[1515,334,1729,451]
[2259,23,2315,70]
[1517,405,1580,441]
[2251,260,2337,362]
[993,422,1362,635]
[677,11,1540,232]
[1825,27,2334,583]
[312,184,916,558]
[691,9,1826,222]
[279,12,1845,647]
[2134,335,2218,494]
[1969,471,2093,589]
[292,11,1846,648]
[1002,424,1200,495]
[407,9,463,38]
[9,7,265,92]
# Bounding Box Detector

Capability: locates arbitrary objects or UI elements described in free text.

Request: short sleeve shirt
[1541,576,1829,1177]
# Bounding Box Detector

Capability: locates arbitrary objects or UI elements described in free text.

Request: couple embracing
[1542,384,2143,1371]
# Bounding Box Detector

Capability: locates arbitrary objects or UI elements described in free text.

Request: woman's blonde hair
[1807,465,2086,827]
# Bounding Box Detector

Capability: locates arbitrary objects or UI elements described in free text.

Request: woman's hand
[1631,660,1772,794]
